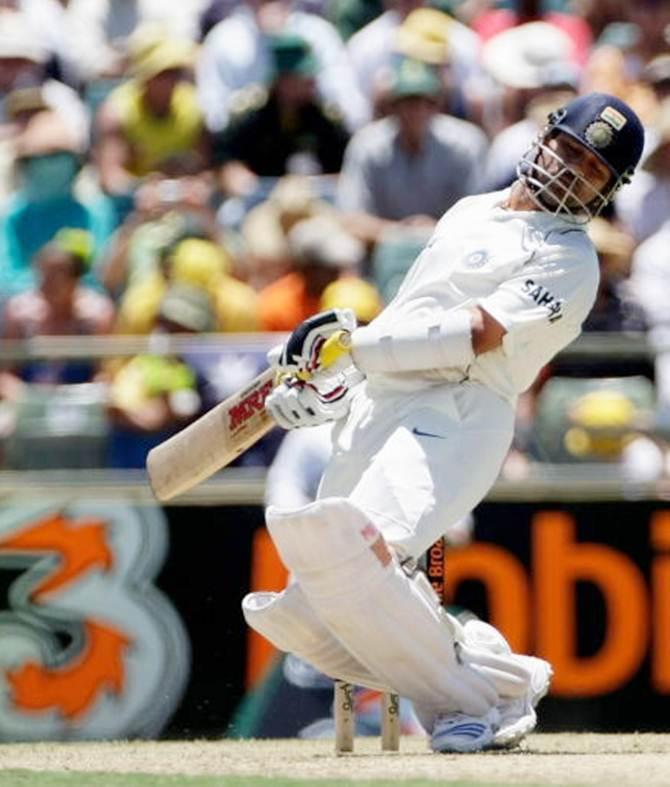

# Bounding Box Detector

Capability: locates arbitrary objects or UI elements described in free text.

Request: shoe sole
[489,659,554,750]
[489,707,537,749]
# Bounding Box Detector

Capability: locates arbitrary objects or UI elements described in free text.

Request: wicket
[334,680,400,754]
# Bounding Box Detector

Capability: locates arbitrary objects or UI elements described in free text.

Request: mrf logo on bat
[228,376,274,432]
[0,503,189,739]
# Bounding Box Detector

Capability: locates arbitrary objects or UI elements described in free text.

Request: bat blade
[146,367,276,501]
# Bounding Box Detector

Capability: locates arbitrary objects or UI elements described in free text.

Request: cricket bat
[146,367,276,501]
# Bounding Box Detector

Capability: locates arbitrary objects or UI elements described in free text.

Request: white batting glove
[265,376,354,430]
[267,343,283,366]
[278,309,357,380]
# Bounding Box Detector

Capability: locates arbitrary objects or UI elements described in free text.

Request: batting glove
[265,376,354,430]
[278,309,357,380]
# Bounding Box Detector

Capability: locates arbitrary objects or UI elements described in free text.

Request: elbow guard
[350,309,475,374]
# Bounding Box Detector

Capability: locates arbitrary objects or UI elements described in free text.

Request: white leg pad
[460,620,535,699]
[458,645,532,698]
[242,582,391,691]
[266,497,499,716]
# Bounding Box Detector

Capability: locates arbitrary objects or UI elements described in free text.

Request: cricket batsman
[242,93,645,752]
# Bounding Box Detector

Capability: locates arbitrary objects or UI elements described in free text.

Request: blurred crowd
[2,0,670,476]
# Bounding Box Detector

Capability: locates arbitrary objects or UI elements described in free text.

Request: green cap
[388,58,442,101]
[269,32,317,78]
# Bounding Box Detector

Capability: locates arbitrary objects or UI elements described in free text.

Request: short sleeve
[478,247,599,358]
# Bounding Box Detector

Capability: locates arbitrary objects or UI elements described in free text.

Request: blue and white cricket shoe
[430,708,500,753]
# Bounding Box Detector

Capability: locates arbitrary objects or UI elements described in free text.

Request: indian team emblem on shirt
[463,250,489,268]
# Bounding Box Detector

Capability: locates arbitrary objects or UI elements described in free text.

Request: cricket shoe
[490,656,553,750]
[431,707,500,753]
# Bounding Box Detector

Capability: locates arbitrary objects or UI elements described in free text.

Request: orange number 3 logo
[0,503,189,738]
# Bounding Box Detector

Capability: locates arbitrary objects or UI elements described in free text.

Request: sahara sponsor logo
[0,503,189,739]
[521,279,564,323]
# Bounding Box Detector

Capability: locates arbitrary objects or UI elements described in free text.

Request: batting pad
[242,582,391,691]
[460,620,534,698]
[266,497,499,716]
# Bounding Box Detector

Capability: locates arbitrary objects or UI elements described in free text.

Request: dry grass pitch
[0,734,669,786]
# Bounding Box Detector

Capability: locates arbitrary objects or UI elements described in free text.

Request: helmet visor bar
[517,138,616,223]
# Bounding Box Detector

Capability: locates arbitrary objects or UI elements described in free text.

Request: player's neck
[501,180,539,212]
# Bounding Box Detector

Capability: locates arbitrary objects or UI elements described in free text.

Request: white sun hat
[482,21,579,90]
[0,12,47,63]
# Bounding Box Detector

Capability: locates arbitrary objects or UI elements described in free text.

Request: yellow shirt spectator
[109,79,204,176]
[116,238,259,334]
[96,29,209,193]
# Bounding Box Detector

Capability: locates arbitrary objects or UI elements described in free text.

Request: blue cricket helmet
[546,92,645,184]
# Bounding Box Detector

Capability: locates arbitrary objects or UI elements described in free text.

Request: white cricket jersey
[363,189,600,403]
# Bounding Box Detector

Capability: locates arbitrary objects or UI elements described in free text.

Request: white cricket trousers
[318,380,515,560]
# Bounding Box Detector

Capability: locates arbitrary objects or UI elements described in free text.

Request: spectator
[346,0,423,103]
[100,171,224,296]
[337,57,487,244]
[471,0,593,64]
[0,11,88,142]
[478,20,580,137]
[0,229,115,397]
[642,54,670,108]
[63,0,205,84]
[330,0,384,41]
[348,4,482,120]
[583,218,646,335]
[623,0,670,67]
[0,110,114,297]
[1,1,72,85]
[628,217,670,412]
[616,98,670,244]
[196,0,368,133]
[575,0,629,44]
[106,282,216,468]
[319,276,384,325]
[258,214,365,331]
[525,375,661,482]
[115,236,259,334]
[94,27,209,200]
[240,174,338,290]
[579,43,656,128]
[0,86,48,206]
[214,32,350,199]
[199,0,240,41]
[393,6,482,120]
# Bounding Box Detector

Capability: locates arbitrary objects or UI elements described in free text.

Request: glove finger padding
[266,376,353,430]
[279,309,357,377]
